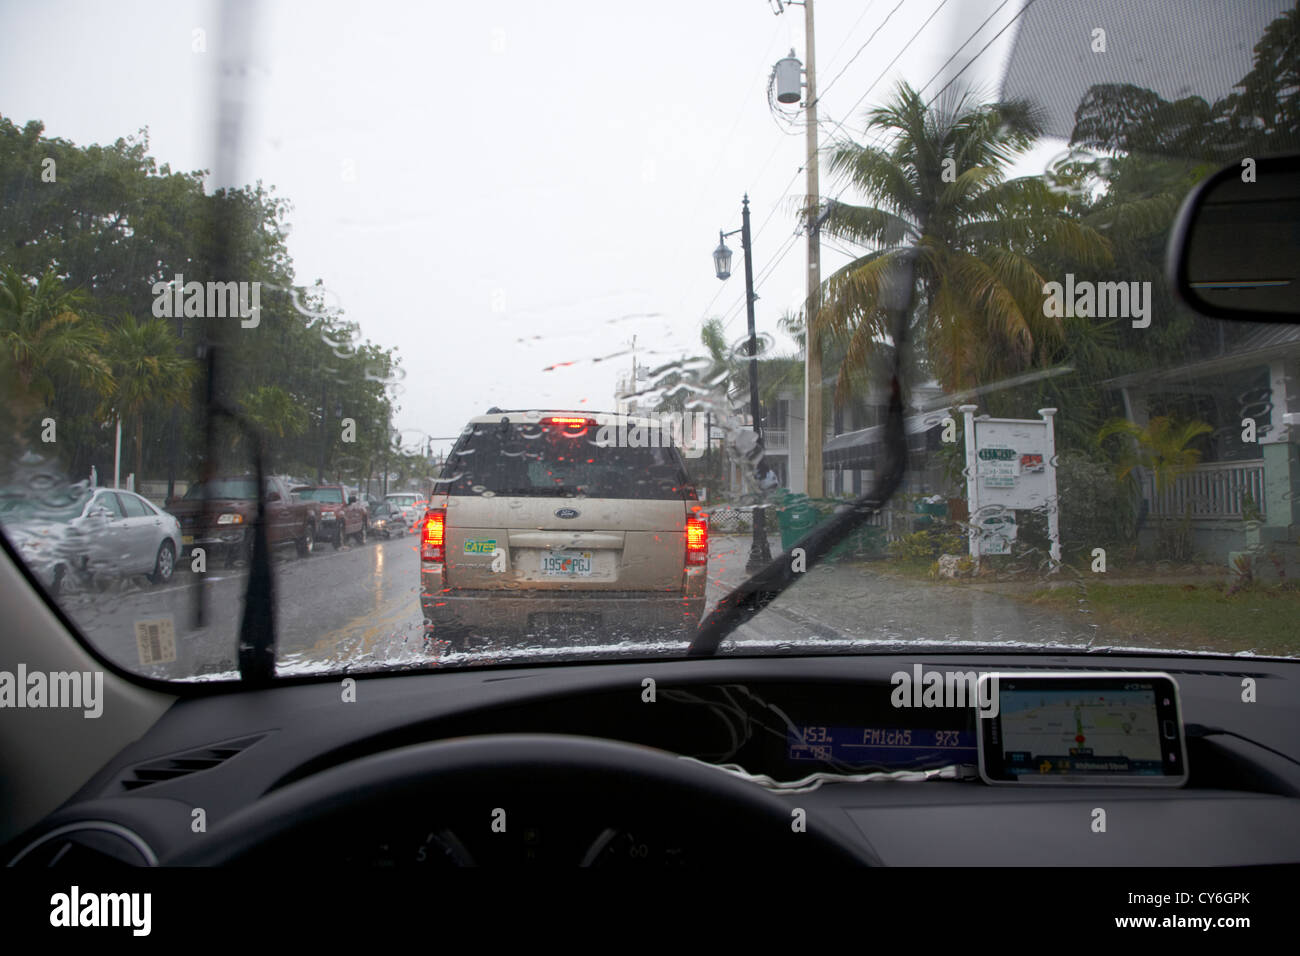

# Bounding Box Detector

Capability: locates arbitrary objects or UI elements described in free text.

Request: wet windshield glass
[1,0,1297,681]
[446,421,696,500]
[183,479,258,501]
[295,488,344,503]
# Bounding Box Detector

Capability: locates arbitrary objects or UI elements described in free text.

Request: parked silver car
[0,486,182,594]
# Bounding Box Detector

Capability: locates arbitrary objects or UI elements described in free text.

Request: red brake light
[421,508,446,563]
[686,515,708,565]
[546,416,594,435]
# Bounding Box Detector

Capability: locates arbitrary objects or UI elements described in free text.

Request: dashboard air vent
[120,733,266,791]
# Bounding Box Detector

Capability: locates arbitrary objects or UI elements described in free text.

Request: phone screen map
[997,687,1164,776]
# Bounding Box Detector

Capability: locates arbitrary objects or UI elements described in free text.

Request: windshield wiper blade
[688,250,918,658]
[688,375,907,657]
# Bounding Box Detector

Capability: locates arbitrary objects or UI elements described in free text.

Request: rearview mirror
[1168,153,1300,322]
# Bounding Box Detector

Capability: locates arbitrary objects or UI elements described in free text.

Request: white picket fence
[1147,461,1266,519]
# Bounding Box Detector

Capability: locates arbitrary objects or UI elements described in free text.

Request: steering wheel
[166,734,875,866]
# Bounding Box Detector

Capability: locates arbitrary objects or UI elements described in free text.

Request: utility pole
[773,0,822,498]
[802,0,823,498]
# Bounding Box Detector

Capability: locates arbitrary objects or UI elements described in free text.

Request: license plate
[540,551,593,576]
[182,535,194,545]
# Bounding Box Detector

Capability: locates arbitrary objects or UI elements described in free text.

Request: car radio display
[788,726,977,768]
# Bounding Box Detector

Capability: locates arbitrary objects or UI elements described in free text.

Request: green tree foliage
[101,314,197,484]
[0,116,405,488]
[814,82,1112,403]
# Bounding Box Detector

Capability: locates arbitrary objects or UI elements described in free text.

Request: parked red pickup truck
[291,483,368,548]
[168,475,321,567]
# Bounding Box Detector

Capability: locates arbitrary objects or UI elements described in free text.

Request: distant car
[366,500,399,539]
[384,493,427,534]
[0,486,182,594]
[420,410,708,650]
[292,484,368,547]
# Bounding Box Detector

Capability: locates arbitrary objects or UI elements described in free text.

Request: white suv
[384,493,426,534]
[419,410,708,650]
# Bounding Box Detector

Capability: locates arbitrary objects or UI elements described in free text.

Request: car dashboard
[6,652,1300,867]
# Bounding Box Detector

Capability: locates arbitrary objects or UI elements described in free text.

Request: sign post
[960,405,1060,569]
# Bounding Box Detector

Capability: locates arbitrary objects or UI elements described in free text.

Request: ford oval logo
[555,508,580,519]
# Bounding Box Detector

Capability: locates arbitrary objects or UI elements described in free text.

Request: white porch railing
[764,428,788,450]
[1147,461,1266,519]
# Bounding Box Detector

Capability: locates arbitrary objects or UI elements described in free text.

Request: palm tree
[1096,415,1214,495]
[0,267,111,406]
[101,314,197,484]
[1097,414,1214,557]
[814,82,1113,401]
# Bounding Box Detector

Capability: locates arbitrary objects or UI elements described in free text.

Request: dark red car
[292,484,368,548]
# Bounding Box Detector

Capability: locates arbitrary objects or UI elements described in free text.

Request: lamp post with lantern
[714,195,772,571]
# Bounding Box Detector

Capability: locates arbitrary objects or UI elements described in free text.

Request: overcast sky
[2,0,1039,457]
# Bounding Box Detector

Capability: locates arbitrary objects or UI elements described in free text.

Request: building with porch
[1105,323,1300,564]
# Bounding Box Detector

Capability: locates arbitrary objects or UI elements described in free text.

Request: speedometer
[580,828,687,867]
[414,829,475,866]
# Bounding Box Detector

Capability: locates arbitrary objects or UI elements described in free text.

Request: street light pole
[713,196,774,571]
[740,196,772,570]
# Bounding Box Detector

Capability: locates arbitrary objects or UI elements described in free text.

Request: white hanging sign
[960,406,1060,564]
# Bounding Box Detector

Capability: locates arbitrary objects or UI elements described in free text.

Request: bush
[888,526,966,562]
[1012,450,1135,565]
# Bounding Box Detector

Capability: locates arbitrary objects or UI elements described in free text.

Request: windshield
[295,487,344,504]
[446,421,696,500]
[183,479,259,501]
[1,0,1297,682]
[0,490,92,523]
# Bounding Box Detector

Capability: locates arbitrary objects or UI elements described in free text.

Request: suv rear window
[445,421,697,500]
[294,487,344,503]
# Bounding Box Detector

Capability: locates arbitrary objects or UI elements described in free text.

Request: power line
[830,0,953,148]
[818,0,882,80]
[924,0,1036,108]
[749,0,912,273]
[703,0,1017,336]
[720,229,801,332]
[824,0,1022,212]
[813,0,908,107]
[917,0,1014,99]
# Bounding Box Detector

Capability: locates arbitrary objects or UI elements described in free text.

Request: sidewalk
[707,535,1094,648]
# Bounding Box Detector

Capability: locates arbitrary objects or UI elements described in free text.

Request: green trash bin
[912,496,948,529]
[776,495,887,562]
[776,492,821,552]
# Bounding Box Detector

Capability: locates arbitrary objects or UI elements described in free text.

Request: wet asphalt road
[51,532,1081,680]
